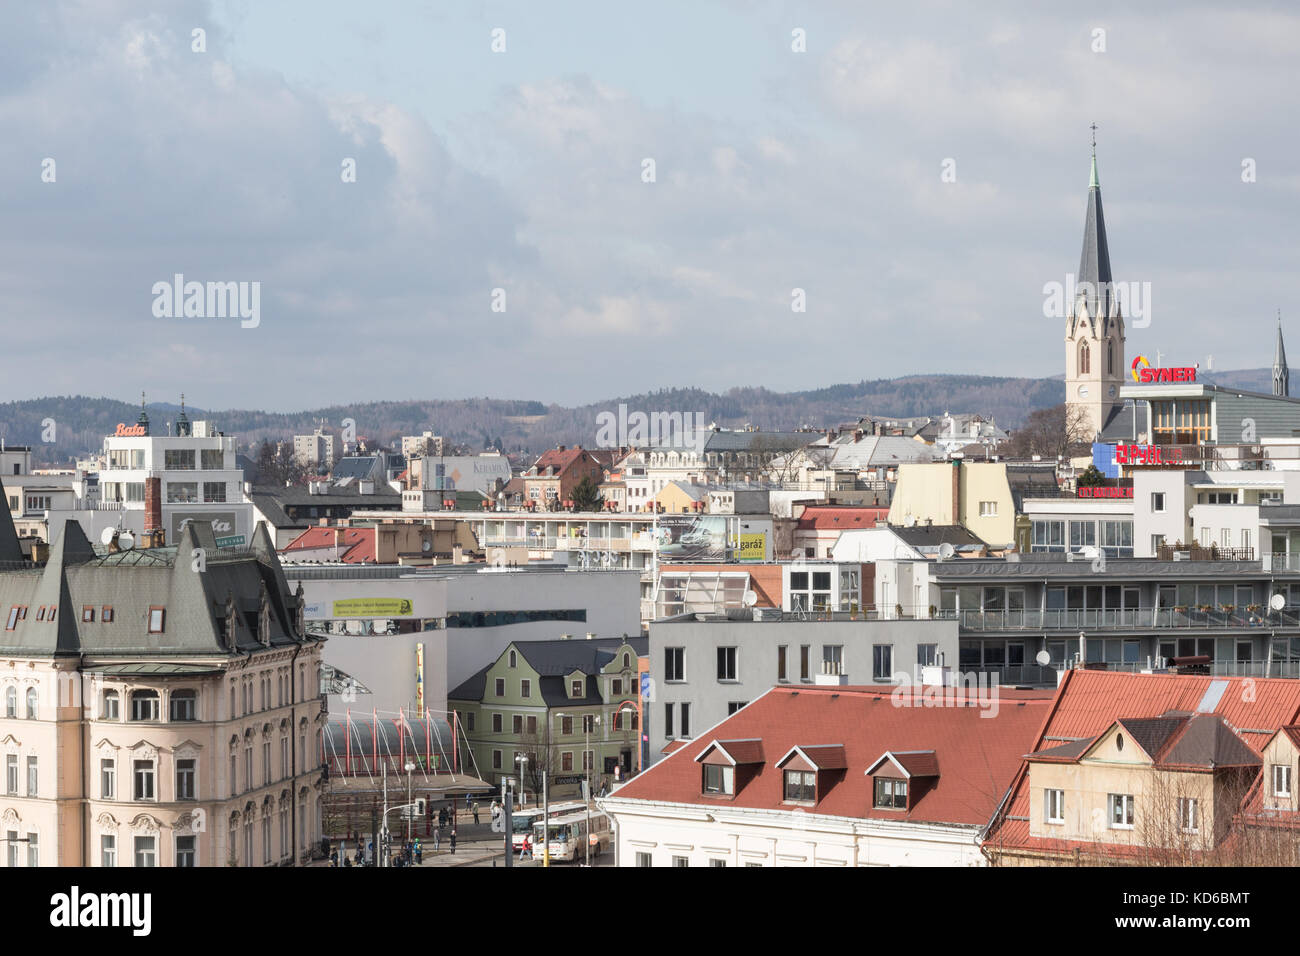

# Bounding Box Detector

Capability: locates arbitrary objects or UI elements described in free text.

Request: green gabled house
[449,635,648,797]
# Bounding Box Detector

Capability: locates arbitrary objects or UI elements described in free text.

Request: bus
[510,802,586,850]
[531,809,612,863]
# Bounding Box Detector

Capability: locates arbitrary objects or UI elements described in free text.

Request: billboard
[1091,442,1119,479]
[737,533,766,562]
[169,510,243,546]
[655,514,729,561]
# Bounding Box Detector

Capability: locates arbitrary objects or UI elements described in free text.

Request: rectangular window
[562,752,573,772]
[1274,764,1292,797]
[492,713,503,733]
[664,702,674,738]
[101,835,116,868]
[800,645,810,681]
[492,750,502,770]
[526,716,536,735]
[166,481,198,503]
[176,759,196,800]
[134,835,156,868]
[708,859,726,868]
[561,716,573,736]
[874,777,907,809]
[148,607,165,634]
[672,856,688,867]
[1044,788,1064,824]
[176,835,196,867]
[784,770,815,802]
[727,701,747,715]
[82,606,95,623]
[717,646,737,681]
[512,715,523,734]
[636,852,652,867]
[26,756,36,796]
[1151,492,1166,513]
[5,830,14,868]
[872,644,893,682]
[822,644,843,673]
[5,755,16,795]
[202,481,227,503]
[5,607,18,630]
[164,449,196,471]
[978,500,997,517]
[26,832,37,867]
[1109,793,1135,828]
[200,449,224,470]
[134,760,155,801]
[102,606,114,623]
[583,750,593,771]
[571,680,583,697]
[702,764,734,795]
[664,647,684,682]
[1179,797,1199,833]
[520,679,531,699]
[680,702,691,738]
[917,644,938,668]
[582,714,595,734]
[101,759,116,799]
[495,678,505,697]
[612,678,622,695]
[777,645,788,682]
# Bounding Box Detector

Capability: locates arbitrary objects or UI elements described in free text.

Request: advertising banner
[737,533,766,562]
[655,514,729,561]
[331,598,415,618]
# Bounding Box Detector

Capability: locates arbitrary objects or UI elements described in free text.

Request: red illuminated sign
[1115,444,1184,466]
[1078,486,1134,498]
[113,423,147,437]
[1131,355,1197,383]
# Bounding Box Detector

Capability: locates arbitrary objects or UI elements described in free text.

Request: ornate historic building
[0,476,326,867]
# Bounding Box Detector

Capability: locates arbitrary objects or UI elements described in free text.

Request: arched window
[1107,339,1115,375]
[130,689,160,721]
[5,687,16,718]
[1079,340,1091,375]
[25,687,38,719]
[622,653,631,669]
[170,689,197,722]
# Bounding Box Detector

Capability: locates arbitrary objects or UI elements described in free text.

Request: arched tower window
[1079,340,1091,376]
[1107,339,1115,375]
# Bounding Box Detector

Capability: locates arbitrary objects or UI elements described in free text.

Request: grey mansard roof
[0,513,320,659]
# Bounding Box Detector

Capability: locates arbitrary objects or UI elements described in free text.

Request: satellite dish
[1035,650,1051,667]
[117,532,135,550]
[904,515,917,528]
[938,542,955,560]
[742,590,758,607]
[100,527,116,545]
[1271,593,1286,611]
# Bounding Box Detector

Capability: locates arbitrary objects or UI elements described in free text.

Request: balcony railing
[955,608,1298,630]
[1265,553,1300,573]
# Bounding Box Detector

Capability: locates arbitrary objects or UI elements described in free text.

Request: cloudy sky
[2,0,1297,411]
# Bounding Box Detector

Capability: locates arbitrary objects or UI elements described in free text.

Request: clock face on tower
[1108,385,1117,397]
[1077,385,1089,398]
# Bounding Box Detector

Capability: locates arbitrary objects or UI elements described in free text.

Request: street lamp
[404,760,415,849]
[556,711,600,866]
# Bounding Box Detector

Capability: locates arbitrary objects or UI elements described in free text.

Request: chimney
[951,460,961,526]
[144,476,164,546]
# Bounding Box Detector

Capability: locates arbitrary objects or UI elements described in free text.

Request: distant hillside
[0,373,1094,465]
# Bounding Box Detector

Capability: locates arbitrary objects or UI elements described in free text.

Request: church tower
[1274,313,1289,397]
[1064,133,1126,438]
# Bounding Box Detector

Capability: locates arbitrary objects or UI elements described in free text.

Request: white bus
[532,809,612,862]
[510,802,585,850]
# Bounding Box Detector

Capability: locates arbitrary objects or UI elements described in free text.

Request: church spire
[1275,311,1289,397]
[1075,123,1114,324]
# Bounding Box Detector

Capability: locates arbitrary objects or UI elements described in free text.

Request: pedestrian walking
[433,828,440,852]
[520,834,532,861]
[449,828,456,855]
[472,799,480,824]
[438,807,448,830]
[415,844,423,865]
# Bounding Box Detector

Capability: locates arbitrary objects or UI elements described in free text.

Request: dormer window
[571,680,582,697]
[703,764,734,796]
[874,777,907,809]
[784,770,815,803]
[148,607,165,634]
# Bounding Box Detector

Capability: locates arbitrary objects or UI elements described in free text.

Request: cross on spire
[1090,122,1098,153]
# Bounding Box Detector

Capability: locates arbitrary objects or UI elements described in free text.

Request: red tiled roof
[616,685,1054,826]
[796,506,889,532]
[661,739,688,756]
[531,447,594,478]
[281,526,376,563]
[986,670,1300,856]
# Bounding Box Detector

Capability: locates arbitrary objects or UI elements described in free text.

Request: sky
[2,0,1298,411]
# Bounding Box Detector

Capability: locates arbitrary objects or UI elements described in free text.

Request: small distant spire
[1089,123,1099,189]
[1274,311,1289,398]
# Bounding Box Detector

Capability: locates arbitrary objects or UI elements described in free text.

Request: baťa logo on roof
[113,423,147,436]
[1131,355,1198,383]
